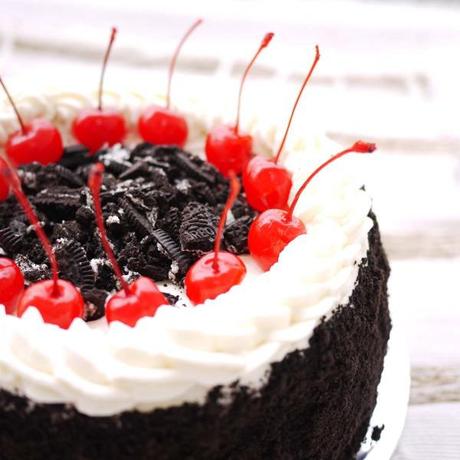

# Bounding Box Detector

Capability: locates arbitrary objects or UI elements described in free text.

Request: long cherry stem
[88,163,130,294]
[213,171,240,272]
[166,18,203,109]
[286,141,376,220]
[98,27,117,111]
[235,32,274,134]
[1,159,60,295]
[274,45,320,164]
[0,77,27,135]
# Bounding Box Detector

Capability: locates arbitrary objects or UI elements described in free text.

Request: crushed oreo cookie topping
[0,142,255,320]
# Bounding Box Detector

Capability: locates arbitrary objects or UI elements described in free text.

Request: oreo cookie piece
[156,207,180,240]
[14,254,49,283]
[33,187,82,219]
[151,229,192,277]
[82,288,108,321]
[60,144,92,168]
[120,198,153,237]
[224,215,254,254]
[53,164,85,188]
[0,227,22,253]
[119,161,150,180]
[55,240,95,292]
[174,151,217,184]
[179,202,218,254]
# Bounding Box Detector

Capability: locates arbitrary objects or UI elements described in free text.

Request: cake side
[0,212,390,460]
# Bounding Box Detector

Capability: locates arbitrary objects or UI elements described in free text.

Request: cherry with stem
[185,172,247,304]
[243,45,321,212]
[72,27,126,153]
[1,162,84,328]
[205,32,274,176]
[88,163,167,327]
[138,18,203,148]
[0,77,63,167]
[248,141,376,271]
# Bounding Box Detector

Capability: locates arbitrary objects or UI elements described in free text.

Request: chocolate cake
[0,211,390,460]
[0,84,390,459]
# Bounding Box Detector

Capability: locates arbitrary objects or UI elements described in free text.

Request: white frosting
[0,88,372,416]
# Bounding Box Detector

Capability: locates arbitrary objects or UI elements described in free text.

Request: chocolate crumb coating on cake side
[0,143,254,320]
[0,214,391,460]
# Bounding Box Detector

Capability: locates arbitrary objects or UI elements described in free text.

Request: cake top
[0,24,375,416]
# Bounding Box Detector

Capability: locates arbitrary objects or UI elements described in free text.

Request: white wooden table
[0,1,459,458]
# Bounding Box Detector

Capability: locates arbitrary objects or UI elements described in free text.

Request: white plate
[358,309,410,459]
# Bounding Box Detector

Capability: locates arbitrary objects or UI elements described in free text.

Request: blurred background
[0,0,459,458]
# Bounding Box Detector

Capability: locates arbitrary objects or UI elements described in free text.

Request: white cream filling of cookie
[0,87,373,416]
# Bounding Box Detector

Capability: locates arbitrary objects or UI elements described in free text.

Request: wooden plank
[410,367,460,405]
[392,402,460,460]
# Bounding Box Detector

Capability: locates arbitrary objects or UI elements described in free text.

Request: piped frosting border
[0,88,372,416]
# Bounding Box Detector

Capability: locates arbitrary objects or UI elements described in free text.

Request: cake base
[0,214,391,460]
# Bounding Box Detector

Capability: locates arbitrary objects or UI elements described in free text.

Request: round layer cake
[0,88,390,460]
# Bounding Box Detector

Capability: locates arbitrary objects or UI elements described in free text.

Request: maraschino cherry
[185,172,246,304]
[138,18,203,148]
[248,141,376,271]
[0,163,84,328]
[243,45,320,212]
[0,77,63,166]
[0,158,10,201]
[205,32,274,176]
[88,163,167,327]
[0,257,24,315]
[72,27,126,153]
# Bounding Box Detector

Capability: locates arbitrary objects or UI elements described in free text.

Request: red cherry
[205,125,252,177]
[205,32,274,176]
[185,252,246,304]
[243,155,292,211]
[248,209,305,271]
[106,276,167,327]
[0,257,24,315]
[88,163,167,326]
[138,19,202,148]
[243,45,320,212]
[1,164,84,328]
[185,171,246,303]
[6,119,63,166]
[17,279,84,329]
[0,158,10,201]
[73,108,126,154]
[0,77,63,166]
[72,27,126,154]
[138,106,188,147]
[248,141,377,270]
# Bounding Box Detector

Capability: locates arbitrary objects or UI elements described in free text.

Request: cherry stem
[286,141,376,220]
[274,45,320,165]
[88,163,130,294]
[212,171,240,272]
[1,158,60,295]
[166,18,203,109]
[0,77,27,135]
[235,32,274,135]
[98,27,117,111]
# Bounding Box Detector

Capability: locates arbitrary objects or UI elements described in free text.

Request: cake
[0,28,390,460]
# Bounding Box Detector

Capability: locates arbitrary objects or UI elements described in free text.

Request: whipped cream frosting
[0,87,373,416]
